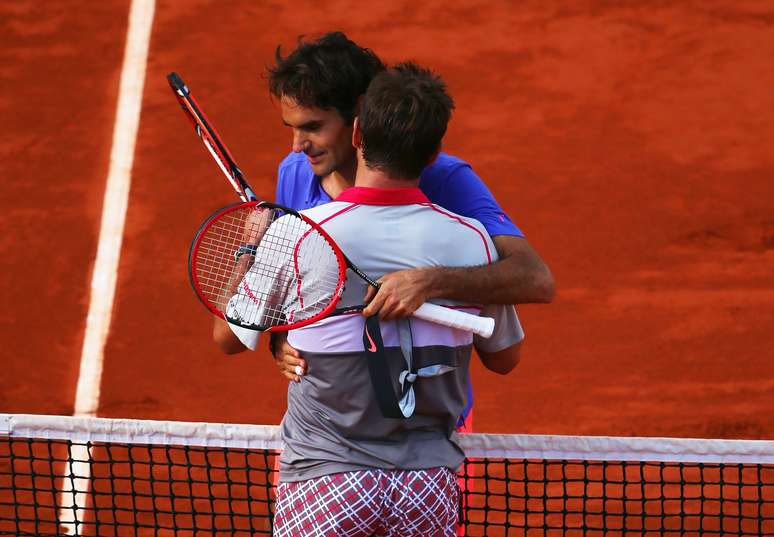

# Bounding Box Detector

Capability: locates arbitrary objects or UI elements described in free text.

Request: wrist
[234,244,257,262]
[417,266,446,300]
[269,331,288,357]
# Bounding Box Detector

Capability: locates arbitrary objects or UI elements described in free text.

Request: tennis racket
[189,201,496,338]
[166,72,257,203]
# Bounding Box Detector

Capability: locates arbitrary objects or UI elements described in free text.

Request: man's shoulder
[277,152,316,207]
[279,151,312,175]
[418,204,497,262]
[418,152,477,195]
[424,203,489,235]
[299,201,355,221]
[277,151,314,181]
[422,152,470,178]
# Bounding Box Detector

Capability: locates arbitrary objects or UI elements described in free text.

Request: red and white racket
[189,201,496,338]
[167,72,258,203]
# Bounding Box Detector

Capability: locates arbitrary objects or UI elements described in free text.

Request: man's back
[280,186,499,482]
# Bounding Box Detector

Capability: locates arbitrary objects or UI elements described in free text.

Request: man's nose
[292,131,309,153]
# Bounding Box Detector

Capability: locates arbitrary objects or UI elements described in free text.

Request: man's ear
[351,95,365,148]
[355,95,364,116]
[352,116,362,148]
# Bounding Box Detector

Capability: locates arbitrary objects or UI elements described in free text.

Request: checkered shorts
[273,467,459,536]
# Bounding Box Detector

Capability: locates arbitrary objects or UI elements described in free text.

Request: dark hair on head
[268,32,385,124]
[359,62,455,179]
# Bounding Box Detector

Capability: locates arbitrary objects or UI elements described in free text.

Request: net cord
[2,413,772,464]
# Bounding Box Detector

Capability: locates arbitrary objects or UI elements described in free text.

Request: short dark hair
[359,62,455,179]
[268,32,385,124]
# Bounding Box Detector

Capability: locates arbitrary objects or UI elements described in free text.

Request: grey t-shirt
[229,187,524,482]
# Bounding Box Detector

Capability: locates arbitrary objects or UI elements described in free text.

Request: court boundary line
[63,0,156,533]
[73,0,156,418]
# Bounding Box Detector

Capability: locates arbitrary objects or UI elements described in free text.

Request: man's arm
[362,235,554,320]
[477,340,522,375]
[213,318,248,354]
[271,332,305,382]
[211,208,285,355]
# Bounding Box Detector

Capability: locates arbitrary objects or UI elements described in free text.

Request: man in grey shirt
[215,63,523,536]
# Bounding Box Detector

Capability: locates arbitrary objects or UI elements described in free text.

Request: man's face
[280,96,355,177]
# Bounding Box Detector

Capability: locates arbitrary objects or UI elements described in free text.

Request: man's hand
[214,206,275,313]
[271,332,306,382]
[243,205,273,244]
[362,268,436,320]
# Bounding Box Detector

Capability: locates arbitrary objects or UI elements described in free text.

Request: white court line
[61,0,156,533]
[74,0,155,418]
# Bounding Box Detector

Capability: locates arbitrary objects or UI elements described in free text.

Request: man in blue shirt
[266,32,554,431]
[216,61,524,537]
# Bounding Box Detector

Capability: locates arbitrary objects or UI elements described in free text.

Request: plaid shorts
[273,467,459,536]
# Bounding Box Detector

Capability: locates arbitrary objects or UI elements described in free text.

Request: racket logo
[364,325,378,353]
[241,279,261,304]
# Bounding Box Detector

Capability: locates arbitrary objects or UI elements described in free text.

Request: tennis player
[215,62,524,536]
[265,33,550,439]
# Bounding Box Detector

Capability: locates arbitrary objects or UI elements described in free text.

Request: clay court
[2,1,773,442]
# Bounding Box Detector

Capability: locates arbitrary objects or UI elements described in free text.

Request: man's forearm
[477,341,522,375]
[213,318,247,354]
[361,235,554,319]
[423,236,554,305]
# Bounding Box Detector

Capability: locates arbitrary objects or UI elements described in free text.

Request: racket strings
[194,215,255,307]
[254,212,341,324]
[193,205,343,329]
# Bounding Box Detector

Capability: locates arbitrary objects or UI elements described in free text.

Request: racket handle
[412,303,495,338]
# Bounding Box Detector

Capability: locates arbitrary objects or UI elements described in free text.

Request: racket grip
[412,303,495,338]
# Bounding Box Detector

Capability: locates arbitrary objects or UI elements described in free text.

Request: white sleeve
[225,216,297,333]
[473,304,524,353]
[227,321,261,351]
[223,214,328,350]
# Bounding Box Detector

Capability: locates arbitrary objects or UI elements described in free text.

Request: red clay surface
[0,1,130,415]
[3,1,773,439]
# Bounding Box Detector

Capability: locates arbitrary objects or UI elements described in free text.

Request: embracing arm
[270,332,305,382]
[425,235,554,304]
[478,340,522,375]
[362,234,554,320]
[472,303,524,374]
[213,318,248,354]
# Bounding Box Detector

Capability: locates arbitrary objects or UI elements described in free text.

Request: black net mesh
[1,438,277,536]
[459,457,773,536]
[1,416,772,536]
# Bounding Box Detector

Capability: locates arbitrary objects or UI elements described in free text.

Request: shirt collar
[335,186,429,205]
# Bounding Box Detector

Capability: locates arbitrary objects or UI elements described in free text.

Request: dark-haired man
[267,33,552,390]
[218,61,524,537]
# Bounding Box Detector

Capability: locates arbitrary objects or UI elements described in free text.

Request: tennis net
[1,413,772,536]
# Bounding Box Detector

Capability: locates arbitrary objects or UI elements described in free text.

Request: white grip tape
[412,303,495,338]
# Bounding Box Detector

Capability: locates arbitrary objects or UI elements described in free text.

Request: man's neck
[320,171,354,200]
[354,163,419,190]
[320,154,357,199]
